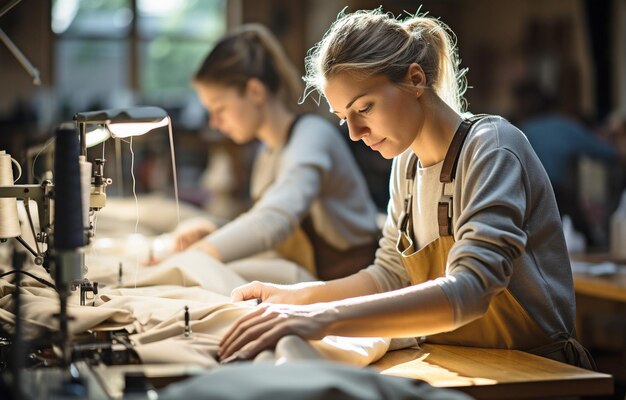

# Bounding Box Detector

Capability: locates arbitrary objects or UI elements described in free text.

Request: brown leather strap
[438,114,488,235]
[438,200,452,237]
[440,118,473,183]
[403,115,488,237]
[301,216,378,280]
[406,153,419,180]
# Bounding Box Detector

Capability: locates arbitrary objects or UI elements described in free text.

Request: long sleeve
[204,164,323,262]
[363,155,412,293]
[437,117,574,337]
[203,115,379,263]
[366,116,575,340]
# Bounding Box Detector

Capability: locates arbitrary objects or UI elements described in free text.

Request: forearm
[323,281,454,338]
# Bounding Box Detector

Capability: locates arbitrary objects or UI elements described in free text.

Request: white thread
[11,157,22,182]
[167,119,184,287]
[92,211,98,237]
[167,119,181,228]
[0,151,22,239]
[30,137,55,183]
[128,137,140,289]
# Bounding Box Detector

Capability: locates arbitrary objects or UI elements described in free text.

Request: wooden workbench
[371,344,613,399]
[571,254,626,303]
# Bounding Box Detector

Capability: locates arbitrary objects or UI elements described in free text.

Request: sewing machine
[0,106,172,400]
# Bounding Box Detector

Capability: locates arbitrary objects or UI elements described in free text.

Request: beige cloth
[226,250,316,284]
[86,236,315,287]
[1,247,390,367]
[94,194,218,237]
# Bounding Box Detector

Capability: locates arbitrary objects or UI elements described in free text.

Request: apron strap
[401,114,490,239]
[437,114,489,236]
[528,337,597,371]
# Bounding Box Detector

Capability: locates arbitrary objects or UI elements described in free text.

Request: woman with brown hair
[173,24,380,284]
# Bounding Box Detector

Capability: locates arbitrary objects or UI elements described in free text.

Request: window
[52,0,227,121]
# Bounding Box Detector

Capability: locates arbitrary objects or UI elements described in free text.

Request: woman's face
[324,72,423,159]
[195,82,262,144]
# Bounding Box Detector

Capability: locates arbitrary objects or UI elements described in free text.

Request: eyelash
[358,104,373,114]
[338,104,373,126]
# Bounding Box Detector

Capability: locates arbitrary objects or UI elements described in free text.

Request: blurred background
[2,1,626,396]
[1,0,625,251]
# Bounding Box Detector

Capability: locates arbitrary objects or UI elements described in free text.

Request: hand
[230,280,324,305]
[230,281,297,304]
[171,218,217,251]
[217,303,336,362]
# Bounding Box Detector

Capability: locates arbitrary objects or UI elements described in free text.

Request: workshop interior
[1,0,626,399]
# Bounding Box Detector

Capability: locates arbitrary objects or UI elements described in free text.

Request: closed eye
[358,103,373,114]
[335,103,371,126]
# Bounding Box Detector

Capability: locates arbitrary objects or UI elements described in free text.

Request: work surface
[571,253,626,303]
[574,270,626,302]
[371,344,613,399]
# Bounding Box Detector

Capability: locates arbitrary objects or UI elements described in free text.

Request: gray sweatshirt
[205,114,380,262]
[365,116,575,341]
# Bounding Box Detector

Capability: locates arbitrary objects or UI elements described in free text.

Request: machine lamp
[75,106,170,154]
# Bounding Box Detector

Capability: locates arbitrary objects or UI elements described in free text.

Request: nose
[347,118,369,142]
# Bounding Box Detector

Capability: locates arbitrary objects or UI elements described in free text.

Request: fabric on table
[2,248,393,367]
[225,250,316,284]
[86,239,313,289]
[119,250,247,296]
[94,194,217,237]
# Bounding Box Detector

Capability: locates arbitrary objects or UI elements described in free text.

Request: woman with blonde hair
[217,9,594,370]
[173,23,380,284]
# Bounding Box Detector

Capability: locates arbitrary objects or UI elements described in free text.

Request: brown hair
[194,24,303,112]
[304,8,467,112]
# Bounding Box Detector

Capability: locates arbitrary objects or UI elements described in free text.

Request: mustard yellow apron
[259,115,377,281]
[275,217,377,281]
[397,115,595,369]
[274,226,317,277]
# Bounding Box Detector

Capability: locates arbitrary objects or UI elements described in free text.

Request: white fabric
[1,244,391,367]
[94,194,217,237]
[226,250,316,284]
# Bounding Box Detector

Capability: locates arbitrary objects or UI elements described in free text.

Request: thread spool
[79,155,92,231]
[0,150,21,239]
[54,127,85,249]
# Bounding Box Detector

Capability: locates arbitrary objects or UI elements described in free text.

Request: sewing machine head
[0,106,170,286]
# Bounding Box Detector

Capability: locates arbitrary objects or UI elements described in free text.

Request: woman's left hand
[218,303,336,362]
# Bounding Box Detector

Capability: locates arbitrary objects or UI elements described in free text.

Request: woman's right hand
[171,218,218,251]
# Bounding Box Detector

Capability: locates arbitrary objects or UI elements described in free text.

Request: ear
[245,78,268,104]
[406,63,426,98]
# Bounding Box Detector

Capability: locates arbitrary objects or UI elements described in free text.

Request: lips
[368,138,386,150]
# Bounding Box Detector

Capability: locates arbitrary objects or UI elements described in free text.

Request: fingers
[172,234,191,252]
[230,281,266,302]
[219,316,288,362]
[219,310,280,360]
[219,306,266,351]
[173,226,212,251]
